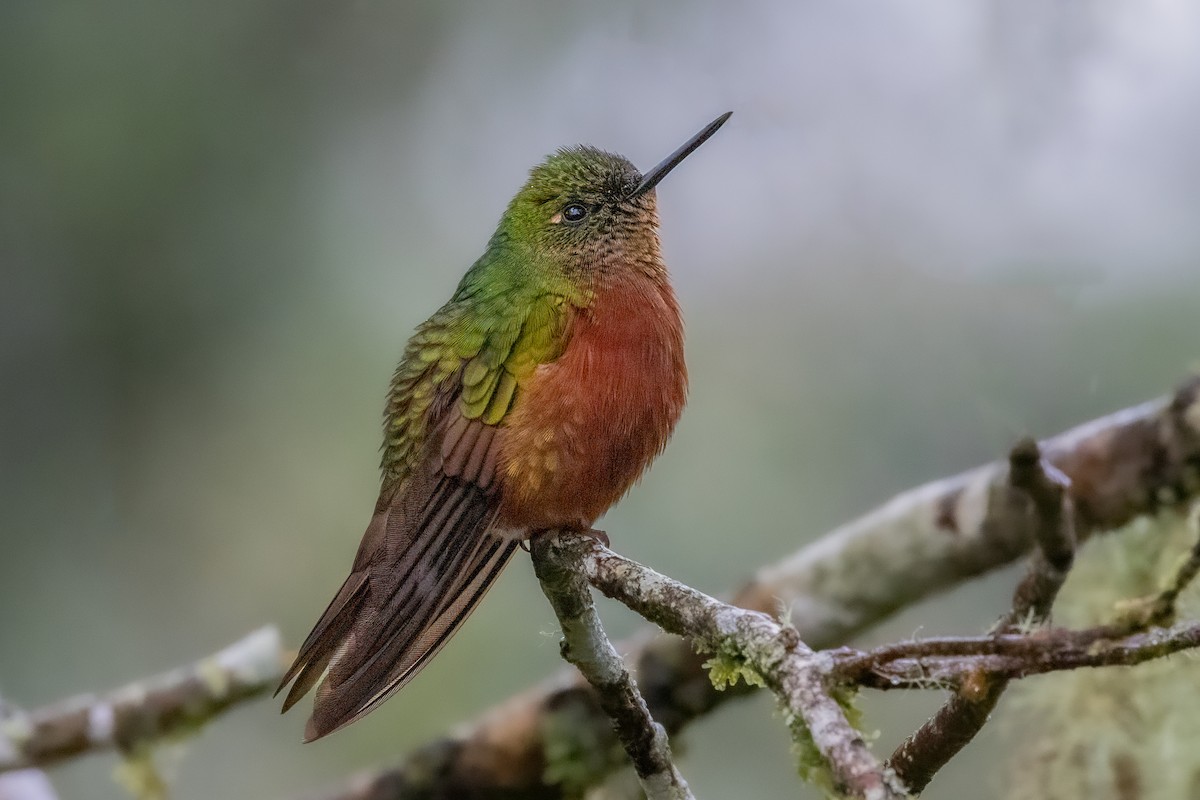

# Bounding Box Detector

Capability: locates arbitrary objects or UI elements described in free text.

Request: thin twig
[530,535,693,800]
[832,624,1130,684]
[1003,437,1076,624]
[1119,503,1200,629]
[888,440,1076,793]
[834,621,1200,689]
[0,627,284,773]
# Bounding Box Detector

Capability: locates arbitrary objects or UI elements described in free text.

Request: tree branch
[306,378,1200,800]
[887,439,1077,791]
[575,536,906,800]
[833,621,1200,690]
[0,627,284,774]
[1003,437,1076,623]
[737,378,1200,640]
[530,535,694,800]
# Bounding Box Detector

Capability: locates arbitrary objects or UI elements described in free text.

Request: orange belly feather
[496,275,687,531]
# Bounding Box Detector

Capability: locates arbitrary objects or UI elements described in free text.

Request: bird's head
[494,112,731,287]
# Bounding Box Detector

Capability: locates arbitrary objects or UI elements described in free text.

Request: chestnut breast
[495,277,687,531]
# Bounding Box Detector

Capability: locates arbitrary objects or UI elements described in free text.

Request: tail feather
[305,534,517,741]
[279,471,518,741]
[277,570,368,713]
[332,487,492,694]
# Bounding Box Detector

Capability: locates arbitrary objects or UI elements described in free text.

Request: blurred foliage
[1,1,1198,798]
[1003,509,1200,800]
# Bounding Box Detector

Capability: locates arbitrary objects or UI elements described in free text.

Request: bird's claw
[520,528,609,550]
[582,528,610,547]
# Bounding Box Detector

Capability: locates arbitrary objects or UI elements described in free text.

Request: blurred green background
[2,1,1198,798]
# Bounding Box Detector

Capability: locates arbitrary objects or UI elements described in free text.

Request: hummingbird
[277,112,732,741]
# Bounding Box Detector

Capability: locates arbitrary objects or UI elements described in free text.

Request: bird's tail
[276,474,518,741]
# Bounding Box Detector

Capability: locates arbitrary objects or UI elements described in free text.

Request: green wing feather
[278,286,570,739]
[381,287,570,484]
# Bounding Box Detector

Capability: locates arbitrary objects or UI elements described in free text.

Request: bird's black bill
[628,111,732,200]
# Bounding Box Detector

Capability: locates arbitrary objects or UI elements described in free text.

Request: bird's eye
[561,203,588,223]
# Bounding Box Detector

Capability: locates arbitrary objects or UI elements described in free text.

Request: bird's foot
[581,528,610,547]
[520,529,552,552]
[520,527,610,550]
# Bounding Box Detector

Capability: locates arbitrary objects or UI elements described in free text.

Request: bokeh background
[2,1,1199,798]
